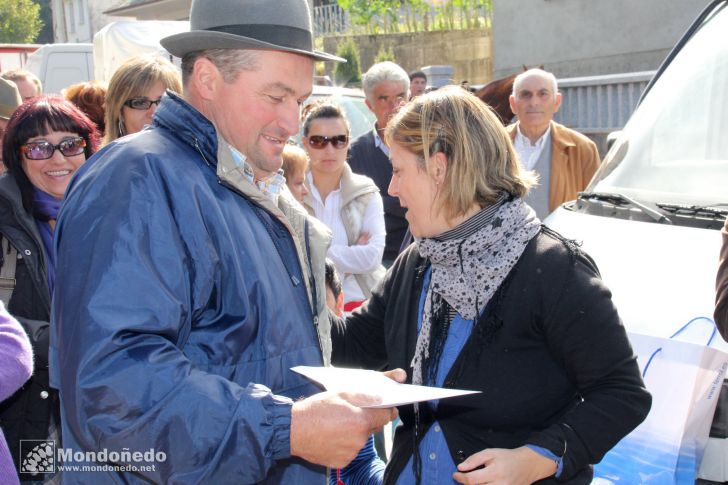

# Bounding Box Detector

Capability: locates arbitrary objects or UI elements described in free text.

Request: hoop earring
[118,118,126,137]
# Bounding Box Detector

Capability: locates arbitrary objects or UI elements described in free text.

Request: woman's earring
[118,118,126,137]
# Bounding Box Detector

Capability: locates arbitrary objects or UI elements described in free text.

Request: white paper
[291,365,480,408]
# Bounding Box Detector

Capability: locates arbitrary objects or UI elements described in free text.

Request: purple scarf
[32,188,61,296]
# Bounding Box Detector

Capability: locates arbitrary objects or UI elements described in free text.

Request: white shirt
[513,124,551,171]
[307,173,386,303]
[373,126,390,157]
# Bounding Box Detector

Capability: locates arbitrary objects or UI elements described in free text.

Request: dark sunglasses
[124,97,162,110]
[307,134,348,149]
[21,137,87,160]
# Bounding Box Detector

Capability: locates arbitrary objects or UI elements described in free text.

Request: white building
[104,0,190,20]
[51,0,130,43]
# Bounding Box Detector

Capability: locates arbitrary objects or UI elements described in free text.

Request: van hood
[545,206,727,350]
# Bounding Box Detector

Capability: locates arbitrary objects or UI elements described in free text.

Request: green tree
[338,0,399,34]
[374,45,396,64]
[36,0,53,44]
[0,0,43,43]
[333,37,361,86]
[337,0,376,33]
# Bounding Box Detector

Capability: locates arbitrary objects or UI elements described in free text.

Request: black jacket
[0,174,59,477]
[332,228,651,484]
[348,130,408,263]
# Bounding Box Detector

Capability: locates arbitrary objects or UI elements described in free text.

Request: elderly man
[50,0,397,483]
[348,61,410,266]
[508,68,600,219]
[0,78,22,173]
[0,70,41,101]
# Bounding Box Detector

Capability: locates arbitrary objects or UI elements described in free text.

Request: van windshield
[589,3,728,207]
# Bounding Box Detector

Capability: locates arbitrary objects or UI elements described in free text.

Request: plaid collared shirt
[228,144,287,204]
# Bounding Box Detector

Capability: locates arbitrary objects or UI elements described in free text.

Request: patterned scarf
[411,196,540,385]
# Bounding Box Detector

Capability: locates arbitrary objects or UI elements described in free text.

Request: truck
[25,43,93,95]
[24,20,189,95]
[0,44,41,72]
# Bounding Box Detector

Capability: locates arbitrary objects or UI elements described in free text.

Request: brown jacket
[508,121,600,212]
[715,217,728,340]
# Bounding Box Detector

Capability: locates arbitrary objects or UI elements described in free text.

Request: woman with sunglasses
[302,101,386,312]
[102,55,182,146]
[0,95,99,480]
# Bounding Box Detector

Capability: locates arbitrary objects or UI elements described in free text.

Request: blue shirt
[396,268,473,485]
[396,269,562,484]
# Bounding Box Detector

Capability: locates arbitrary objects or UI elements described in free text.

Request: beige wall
[323,28,492,85]
[492,0,708,79]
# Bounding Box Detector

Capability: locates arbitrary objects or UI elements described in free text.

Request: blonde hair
[282,144,309,177]
[385,85,535,222]
[103,55,182,146]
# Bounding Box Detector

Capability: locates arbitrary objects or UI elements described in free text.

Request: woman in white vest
[302,101,386,312]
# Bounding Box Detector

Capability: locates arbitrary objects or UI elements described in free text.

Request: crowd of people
[0,0,660,483]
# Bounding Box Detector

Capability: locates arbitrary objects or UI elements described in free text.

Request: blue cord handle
[669,316,717,346]
[641,316,717,378]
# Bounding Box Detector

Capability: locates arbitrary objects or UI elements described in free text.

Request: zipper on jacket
[192,138,212,167]
[0,197,52,313]
[215,177,301,283]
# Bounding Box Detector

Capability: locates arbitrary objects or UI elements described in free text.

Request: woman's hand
[382,368,406,383]
[452,446,557,485]
[356,231,371,245]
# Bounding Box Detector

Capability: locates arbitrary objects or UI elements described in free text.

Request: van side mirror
[606,131,622,151]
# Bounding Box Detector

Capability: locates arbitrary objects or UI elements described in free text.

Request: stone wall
[322,28,492,86]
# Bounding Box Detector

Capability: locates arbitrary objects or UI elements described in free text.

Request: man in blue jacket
[49,0,396,483]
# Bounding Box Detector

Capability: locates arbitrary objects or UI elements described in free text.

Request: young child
[281,144,310,203]
[325,258,344,318]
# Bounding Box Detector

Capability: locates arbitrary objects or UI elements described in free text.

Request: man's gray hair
[362,61,410,102]
[512,68,559,97]
[181,49,260,85]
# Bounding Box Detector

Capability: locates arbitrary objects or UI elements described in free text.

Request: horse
[474,65,543,126]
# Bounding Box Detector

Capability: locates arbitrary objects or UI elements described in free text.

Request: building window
[66,0,76,34]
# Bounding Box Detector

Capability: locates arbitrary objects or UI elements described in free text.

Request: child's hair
[281,143,309,177]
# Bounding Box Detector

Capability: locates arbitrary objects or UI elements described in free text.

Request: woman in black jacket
[0,95,98,480]
[331,86,651,485]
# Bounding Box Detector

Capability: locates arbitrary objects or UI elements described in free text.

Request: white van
[25,21,189,96]
[544,0,728,481]
[25,43,93,95]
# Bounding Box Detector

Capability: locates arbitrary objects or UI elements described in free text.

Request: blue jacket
[50,92,329,484]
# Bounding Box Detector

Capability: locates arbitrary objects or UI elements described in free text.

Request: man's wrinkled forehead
[514,74,557,97]
[513,71,558,97]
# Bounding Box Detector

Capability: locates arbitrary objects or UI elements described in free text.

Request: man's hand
[290,391,398,468]
[452,446,557,484]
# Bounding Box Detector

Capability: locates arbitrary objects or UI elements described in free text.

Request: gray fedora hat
[0,77,22,121]
[160,0,344,62]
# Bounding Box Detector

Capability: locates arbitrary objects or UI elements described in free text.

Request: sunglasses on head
[124,97,162,110]
[307,134,348,149]
[21,137,87,160]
